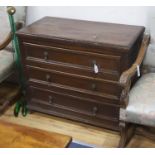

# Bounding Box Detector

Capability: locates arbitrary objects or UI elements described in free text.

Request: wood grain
[0,21,23,50]
[0,119,71,148]
[17,16,144,51]
[1,106,155,148]
[119,34,150,87]
[0,32,11,50]
[16,17,144,130]
[0,83,20,114]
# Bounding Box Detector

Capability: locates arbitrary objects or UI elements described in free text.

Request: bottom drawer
[27,86,120,130]
[28,102,119,130]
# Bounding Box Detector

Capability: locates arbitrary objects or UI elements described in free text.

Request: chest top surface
[17,16,144,51]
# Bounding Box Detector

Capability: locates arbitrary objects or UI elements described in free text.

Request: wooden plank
[0,83,20,114]
[1,106,155,147]
[17,17,144,51]
[0,83,19,106]
[0,120,71,148]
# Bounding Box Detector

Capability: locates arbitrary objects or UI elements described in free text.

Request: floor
[0,83,19,107]
[1,105,155,148]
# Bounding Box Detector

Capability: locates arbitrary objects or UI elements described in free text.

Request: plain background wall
[26,6,154,26]
[26,6,155,43]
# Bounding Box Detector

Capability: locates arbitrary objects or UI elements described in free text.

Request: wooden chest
[17,17,144,131]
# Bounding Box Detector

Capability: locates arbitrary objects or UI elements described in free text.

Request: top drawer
[23,43,121,74]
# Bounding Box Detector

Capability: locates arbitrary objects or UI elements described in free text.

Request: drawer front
[28,86,119,120]
[29,80,120,106]
[27,66,122,97]
[26,59,119,81]
[28,101,119,130]
[24,43,121,74]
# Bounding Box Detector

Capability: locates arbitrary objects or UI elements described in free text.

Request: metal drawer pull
[49,96,53,104]
[92,106,98,116]
[46,74,51,82]
[44,51,48,60]
[92,60,99,74]
[91,83,97,91]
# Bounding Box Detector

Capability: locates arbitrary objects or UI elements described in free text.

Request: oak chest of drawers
[17,17,144,131]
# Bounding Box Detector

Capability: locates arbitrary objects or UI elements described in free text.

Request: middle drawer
[28,86,120,120]
[26,66,121,97]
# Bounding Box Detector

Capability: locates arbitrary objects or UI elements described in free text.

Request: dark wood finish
[0,120,71,148]
[0,82,20,114]
[29,80,119,105]
[16,17,145,131]
[28,86,119,120]
[136,126,155,141]
[118,34,150,147]
[26,58,119,81]
[24,43,121,74]
[26,66,121,97]
[119,34,150,89]
[118,121,136,148]
[17,16,144,52]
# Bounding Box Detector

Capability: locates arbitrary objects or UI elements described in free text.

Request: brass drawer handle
[49,95,53,104]
[91,83,97,91]
[92,106,98,116]
[46,74,51,82]
[44,51,48,60]
[92,60,99,74]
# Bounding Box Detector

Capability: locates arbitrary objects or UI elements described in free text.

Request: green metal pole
[7,6,28,117]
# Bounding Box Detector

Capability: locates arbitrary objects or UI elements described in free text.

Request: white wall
[26,6,148,25]
[26,6,155,43]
